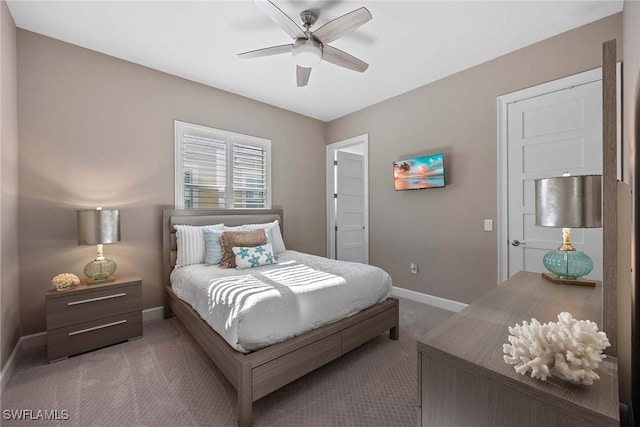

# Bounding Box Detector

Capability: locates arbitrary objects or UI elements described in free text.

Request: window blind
[175,121,271,209]
[232,142,267,208]
[182,134,226,209]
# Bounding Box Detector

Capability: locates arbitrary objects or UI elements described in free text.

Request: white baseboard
[143,306,164,322]
[1,306,165,394]
[0,340,21,394]
[20,331,46,350]
[0,332,46,394]
[392,286,467,312]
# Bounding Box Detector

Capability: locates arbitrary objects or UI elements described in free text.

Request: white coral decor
[503,312,610,385]
[51,273,80,290]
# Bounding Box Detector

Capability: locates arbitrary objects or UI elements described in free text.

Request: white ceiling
[7,0,623,122]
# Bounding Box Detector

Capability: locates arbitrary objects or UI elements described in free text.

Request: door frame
[326,134,369,261]
[496,68,602,283]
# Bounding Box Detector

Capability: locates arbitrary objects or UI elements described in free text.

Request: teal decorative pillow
[232,243,276,269]
[203,229,225,265]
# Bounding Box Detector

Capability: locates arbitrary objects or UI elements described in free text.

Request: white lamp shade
[293,40,322,68]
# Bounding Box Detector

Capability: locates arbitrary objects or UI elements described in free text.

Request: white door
[335,151,367,263]
[507,80,603,280]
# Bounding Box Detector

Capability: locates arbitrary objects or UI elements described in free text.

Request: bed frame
[162,208,399,427]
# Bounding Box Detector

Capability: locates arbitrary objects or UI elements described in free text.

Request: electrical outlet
[410,263,418,274]
[484,219,493,231]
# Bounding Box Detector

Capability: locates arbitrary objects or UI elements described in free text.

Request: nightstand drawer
[47,310,142,361]
[47,283,141,329]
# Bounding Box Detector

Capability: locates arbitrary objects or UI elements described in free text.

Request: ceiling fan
[238,0,372,87]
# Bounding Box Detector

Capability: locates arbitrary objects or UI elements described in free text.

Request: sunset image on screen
[393,153,445,190]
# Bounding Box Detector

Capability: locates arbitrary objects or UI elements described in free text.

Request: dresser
[417,271,619,427]
[46,275,143,362]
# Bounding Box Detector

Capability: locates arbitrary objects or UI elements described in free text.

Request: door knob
[511,240,527,247]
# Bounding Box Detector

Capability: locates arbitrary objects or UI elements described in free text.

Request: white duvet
[170,250,392,353]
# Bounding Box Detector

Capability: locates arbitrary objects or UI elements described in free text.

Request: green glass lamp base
[542,249,593,280]
[84,258,117,283]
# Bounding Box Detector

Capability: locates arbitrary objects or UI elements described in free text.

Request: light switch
[484,219,493,231]
[410,263,418,274]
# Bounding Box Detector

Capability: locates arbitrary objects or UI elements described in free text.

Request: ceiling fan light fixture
[240,1,372,85]
[293,39,322,68]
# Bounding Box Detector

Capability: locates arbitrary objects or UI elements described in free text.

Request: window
[175,121,271,209]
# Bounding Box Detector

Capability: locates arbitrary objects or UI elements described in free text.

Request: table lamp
[534,174,602,286]
[77,207,120,283]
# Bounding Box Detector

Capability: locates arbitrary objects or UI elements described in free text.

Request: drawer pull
[67,292,126,306]
[68,320,127,336]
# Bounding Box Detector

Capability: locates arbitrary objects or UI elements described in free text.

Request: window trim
[174,120,272,209]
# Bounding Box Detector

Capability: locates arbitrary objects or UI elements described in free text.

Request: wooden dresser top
[418,271,618,422]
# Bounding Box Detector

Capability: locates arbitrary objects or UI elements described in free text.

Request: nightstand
[46,275,143,362]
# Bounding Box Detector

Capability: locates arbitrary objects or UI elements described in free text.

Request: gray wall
[326,14,622,305]
[1,0,20,369]
[17,30,327,335]
[622,0,639,415]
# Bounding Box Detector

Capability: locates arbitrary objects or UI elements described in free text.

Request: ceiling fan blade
[322,45,368,72]
[255,0,306,40]
[312,7,372,44]
[297,66,312,87]
[238,44,293,59]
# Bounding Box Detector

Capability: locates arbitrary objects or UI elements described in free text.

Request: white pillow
[174,224,224,268]
[241,220,286,254]
[232,243,276,269]
[223,225,244,231]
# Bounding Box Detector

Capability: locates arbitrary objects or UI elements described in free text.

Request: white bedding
[170,250,392,353]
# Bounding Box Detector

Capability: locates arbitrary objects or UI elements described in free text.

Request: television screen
[393,153,445,191]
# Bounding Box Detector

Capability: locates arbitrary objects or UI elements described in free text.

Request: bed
[162,208,399,426]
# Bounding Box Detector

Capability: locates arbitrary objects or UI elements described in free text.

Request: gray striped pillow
[174,224,224,268]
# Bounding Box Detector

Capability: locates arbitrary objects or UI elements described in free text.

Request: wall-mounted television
[393,153,445,191]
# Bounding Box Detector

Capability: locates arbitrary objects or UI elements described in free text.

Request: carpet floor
[1,298,454,426]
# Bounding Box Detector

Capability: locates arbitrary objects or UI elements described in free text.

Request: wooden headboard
[161,208,284,287]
